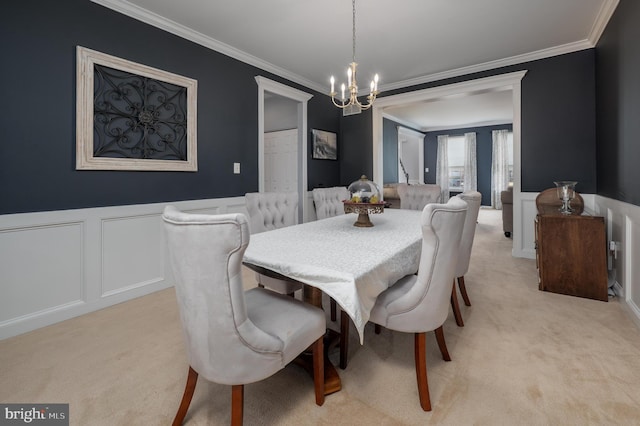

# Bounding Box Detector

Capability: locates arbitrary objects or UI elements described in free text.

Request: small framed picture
[311,129,337,160]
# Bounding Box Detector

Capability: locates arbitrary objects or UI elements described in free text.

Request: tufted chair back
[163,207,282,384]
[163,206,326,423]
[245,192,298,234]
[455,191,482,277]
[397,184,442,210]
[312,187,350,220]
[370,196,467,332]
[367,197,467,411]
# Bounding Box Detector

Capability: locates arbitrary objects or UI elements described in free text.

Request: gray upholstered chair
[245,192,302,296]
[396,183,442,210]
[312,186,350,220]
[450,191,482,327]
[163,207,325,425]
[363,197,467,411]
[312,186,350,321]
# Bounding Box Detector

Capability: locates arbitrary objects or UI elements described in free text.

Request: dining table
[243,207,423,394]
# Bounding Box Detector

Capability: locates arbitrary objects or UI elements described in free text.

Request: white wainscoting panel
[0,197,245,339]
[592,195,640,328]
[0,222,84,323]
[101,214,165,297]
[514,193,538,259]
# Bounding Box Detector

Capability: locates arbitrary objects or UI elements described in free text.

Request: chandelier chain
[352,0,356,63]
[329,0,379,111]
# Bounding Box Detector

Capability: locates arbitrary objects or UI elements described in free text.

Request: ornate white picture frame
[76,46,197,171]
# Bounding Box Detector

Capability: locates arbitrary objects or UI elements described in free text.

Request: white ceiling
[93,0,618,131]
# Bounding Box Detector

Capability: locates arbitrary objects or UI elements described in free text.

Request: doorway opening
[372,71,527,257]
[256,77,313,222]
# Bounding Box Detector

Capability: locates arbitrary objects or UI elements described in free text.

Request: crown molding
[92,0,619,98]
[379,39,592,94]
[90,0,326,94]
[588,0,620,45]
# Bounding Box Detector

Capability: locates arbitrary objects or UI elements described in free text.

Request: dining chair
[450,191,482,327]
[394,184,468,327]
[396,183,442,210]
[342,197,467,411]
[245,192,302,296]
[312,186,350,220]
[163,206,325,425]
[312,186,350,321]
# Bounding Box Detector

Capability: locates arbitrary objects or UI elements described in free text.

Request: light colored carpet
[2,209,640,425]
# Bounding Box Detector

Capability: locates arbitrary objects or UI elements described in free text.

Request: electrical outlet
[233,163,240,174]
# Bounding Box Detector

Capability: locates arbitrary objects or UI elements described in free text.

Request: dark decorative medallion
[93,64,188,161]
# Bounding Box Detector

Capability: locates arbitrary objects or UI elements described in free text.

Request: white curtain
[436,135,449,202]
[463,132,477,192]
[491,129,510,209]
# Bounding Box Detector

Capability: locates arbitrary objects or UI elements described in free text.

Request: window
[447,136,465,191]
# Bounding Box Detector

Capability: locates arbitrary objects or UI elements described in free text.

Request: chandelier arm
[331,95,348,109]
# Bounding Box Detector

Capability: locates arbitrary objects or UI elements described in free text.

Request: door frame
[372,70,527,257]
[256,76,313,222]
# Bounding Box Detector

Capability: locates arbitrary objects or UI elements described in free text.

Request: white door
[264,129,298,193]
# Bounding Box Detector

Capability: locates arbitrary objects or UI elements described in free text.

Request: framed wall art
[76,46,198,171]
[311,129,337,160]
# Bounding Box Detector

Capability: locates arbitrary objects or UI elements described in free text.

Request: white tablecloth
[243,208,423,343]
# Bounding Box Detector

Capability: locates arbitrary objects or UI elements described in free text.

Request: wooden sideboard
[535,206,608,301]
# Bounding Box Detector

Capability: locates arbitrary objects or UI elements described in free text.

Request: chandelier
[330,0,379,113]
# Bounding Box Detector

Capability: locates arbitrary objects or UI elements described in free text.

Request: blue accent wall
[596,0,640,207]
[4,1,633,213]
[340,50,597,197]
[0,0,340,214]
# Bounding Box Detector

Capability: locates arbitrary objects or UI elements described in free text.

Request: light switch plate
[233,163,240,174]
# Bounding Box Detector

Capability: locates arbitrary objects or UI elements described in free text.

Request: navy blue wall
[596,0,640,207]
[340,50,597,196]
[424,124,513,206]
[340,112,373,186]
[0,0,341,214]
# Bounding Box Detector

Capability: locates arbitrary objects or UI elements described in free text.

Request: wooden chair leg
[414,332,432,411]
[458,276,471,306]
[312,336,325,406]
[340,310,349,369]
[231,385,243,426]
[330,298,337,322]
[172,366,198,426]
[450,283,464,327]
[374,324,382,334]
[434,326,451,361]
